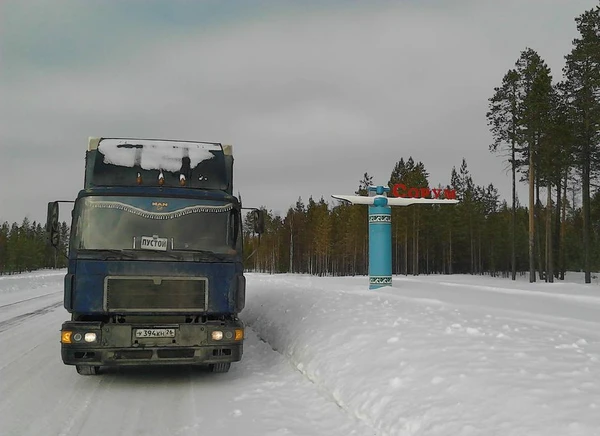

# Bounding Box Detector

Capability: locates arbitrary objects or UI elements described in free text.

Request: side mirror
[252,209,265,234]
[46,201,60,247]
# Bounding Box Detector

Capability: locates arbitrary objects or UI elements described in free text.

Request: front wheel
[76,365,100,375]
[210,363,231,373]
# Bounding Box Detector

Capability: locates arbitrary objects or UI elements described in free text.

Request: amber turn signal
[61,331,73,344]
[234,329,244,341]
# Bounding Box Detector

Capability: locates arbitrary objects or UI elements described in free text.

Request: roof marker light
[158,171,165,186]
[179,174,186,186]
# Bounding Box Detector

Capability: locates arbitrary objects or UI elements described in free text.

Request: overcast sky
[0,0,597,224]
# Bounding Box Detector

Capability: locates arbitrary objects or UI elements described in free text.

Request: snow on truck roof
[88,137,232,172]
[85,137,234,193]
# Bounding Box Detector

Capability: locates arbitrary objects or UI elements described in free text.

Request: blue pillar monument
[332,184,458,289]
[368,185,392,289]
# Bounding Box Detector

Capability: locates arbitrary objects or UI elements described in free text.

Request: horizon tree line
[0,218,69,274]
[243,154,600,280]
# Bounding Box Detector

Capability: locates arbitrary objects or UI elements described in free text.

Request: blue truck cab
[46,137,264,375]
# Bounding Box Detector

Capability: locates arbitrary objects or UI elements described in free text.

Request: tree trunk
[416,210,420,275]
[529,149,536,283]
[583,142,591,284]
[554,177,562,279]
[560,169,567,280]
[535,172,544,281]
[404,230,408,275]
[479,227,482,275]
[426,232,429,275]
[470,213,474,274]
[412,207,417,275]
[511,144,517,280]
[448,227,453,275]
[395,220,398,274]
[546,183,553,282]
[289,220,293,273]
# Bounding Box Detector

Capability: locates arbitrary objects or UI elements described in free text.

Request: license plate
[135,328,176,338]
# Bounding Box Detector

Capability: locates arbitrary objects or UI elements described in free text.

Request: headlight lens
[73,333,83,342]
[84,332,97,342]
[211,331,223,341]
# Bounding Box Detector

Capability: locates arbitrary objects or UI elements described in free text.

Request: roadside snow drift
[243,273,600,436]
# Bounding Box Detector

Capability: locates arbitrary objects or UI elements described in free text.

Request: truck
[46,137,264,375]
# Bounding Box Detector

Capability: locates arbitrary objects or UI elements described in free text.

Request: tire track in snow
[0,291,61,310]
[57,376,115,436]
[247,324,383,436]
[0,301,62,333]
[0,342,45,373]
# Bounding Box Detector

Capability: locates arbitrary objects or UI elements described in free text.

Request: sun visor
[84,138,230,192]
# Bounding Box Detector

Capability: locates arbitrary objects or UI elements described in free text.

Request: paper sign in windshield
[141,235,168,251]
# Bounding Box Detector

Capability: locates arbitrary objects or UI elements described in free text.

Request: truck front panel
[70,259,242,315]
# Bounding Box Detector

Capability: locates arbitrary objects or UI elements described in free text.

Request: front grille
[105,276,208,312]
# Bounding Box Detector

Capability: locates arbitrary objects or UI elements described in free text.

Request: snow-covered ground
[1,270,599,435]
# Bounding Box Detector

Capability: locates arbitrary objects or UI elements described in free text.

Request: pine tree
[563,5,600,283]
[514,48,553,282]
[488,69,523,280]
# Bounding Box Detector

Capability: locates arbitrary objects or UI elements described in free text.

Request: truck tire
[210,362,231,373]
[76,365,100,375]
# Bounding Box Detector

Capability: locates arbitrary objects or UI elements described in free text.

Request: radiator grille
[105,277,208,312]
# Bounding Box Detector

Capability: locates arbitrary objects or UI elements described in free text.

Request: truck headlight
[84,332,97,342]
[211,331,224,341]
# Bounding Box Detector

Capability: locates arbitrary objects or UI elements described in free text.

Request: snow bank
[242,274,600,436]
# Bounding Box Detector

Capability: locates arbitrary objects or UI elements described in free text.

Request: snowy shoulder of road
[0,269,65,323]
[243,272,600,436]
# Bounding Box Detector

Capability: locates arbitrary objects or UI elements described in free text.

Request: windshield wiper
[77,249,138,259]
[172,249,235,261]
[136,249,183,261]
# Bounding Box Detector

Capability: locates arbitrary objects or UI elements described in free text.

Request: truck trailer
[46,137,264,375]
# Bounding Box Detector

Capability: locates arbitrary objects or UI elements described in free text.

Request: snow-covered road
[1,271,599,436]
[0,272,371,436]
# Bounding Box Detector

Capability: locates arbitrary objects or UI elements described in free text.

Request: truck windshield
[71,196,239,254]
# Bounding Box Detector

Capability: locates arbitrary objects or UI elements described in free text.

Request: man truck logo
[152,202,168,210]
[141,235,168,251]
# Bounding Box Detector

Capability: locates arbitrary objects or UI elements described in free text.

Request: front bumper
[60,320,243,367]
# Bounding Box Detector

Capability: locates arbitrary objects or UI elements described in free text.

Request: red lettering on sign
[392,183,407,198]
[407,187,420,198]
[444,189,457,200]
[391,184,457,200]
